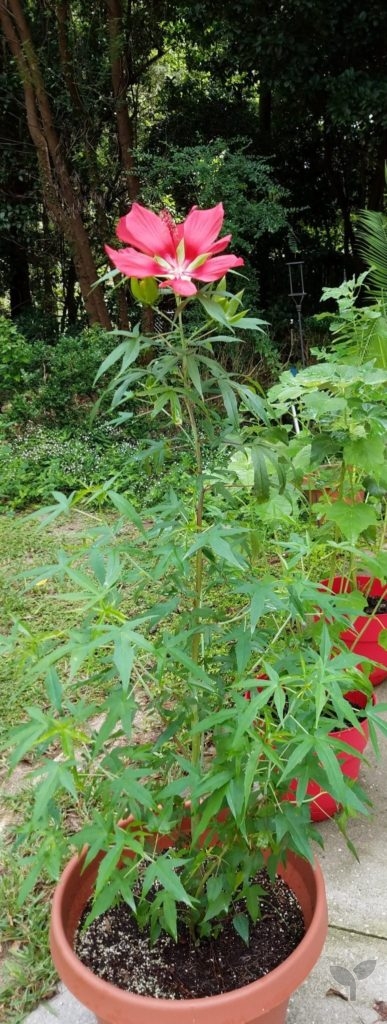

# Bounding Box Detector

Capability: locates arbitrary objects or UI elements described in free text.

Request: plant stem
[176,301,205,837]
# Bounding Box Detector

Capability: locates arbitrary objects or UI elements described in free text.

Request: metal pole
[295,301,306,368]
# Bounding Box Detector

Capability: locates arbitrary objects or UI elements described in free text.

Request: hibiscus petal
[115,204,175,258]
[183,204,225,262]
[105,244,161,278]
[206,234,232,256]
[193,255,244,282]
[159,277,197,296]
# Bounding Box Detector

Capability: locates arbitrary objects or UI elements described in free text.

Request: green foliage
[136,140,290,308]
[135,141,290,313]
[137,141,289,249]
[0,422,197,510]
[315,275,387,368]
[1,326,115,425]
[356,208,387,303]
[4,268,387,951]
[0,317,40,401]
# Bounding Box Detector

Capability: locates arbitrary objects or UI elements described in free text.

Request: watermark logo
[329,960,377,1001]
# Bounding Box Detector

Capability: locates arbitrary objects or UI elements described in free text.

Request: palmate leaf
[107,490,147,534]
[233,383,268,424]
[323,501,377,543]
[143,857,195,907]
[343,435,385,470]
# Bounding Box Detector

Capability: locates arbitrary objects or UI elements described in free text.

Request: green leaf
[323,502,377,543]
[246,884,264,923]
[226,777,245,822]
[250,447,270,501]
[198,295,234,327]
[280,737,315,780]
[94,341,132,382]
[206,527,247,569]
[378,629,387,651]
[243,742,263,806]
[235,630,252,673]
[113,638,135,693]
[85,877,123,926]
[233,912,249,944]
[18,851,49,905]
[344,435,385,470]
[94,834,128,895]
[234,384,268,424]
[162,894,178,941]
[45,669,63,713]
[144,858,194,907]
[203,891,230,923]
[107,491,146,534]
[32,762,78,823]
[206,876,224,902]
[218,379,239,427]
[163,642,215,690]
[235,317,267,331]
[186,354,204,398]
[191,790,226,844]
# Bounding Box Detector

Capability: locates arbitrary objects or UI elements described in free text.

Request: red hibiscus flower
[105,202,244,297]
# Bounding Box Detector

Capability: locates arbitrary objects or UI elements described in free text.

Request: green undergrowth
[0,420,196,511]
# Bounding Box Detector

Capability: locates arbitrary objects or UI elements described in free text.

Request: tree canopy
[1,0,386,329]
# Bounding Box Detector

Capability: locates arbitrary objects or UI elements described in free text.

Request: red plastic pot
[285,689,373,822]
[50,843,327,1024]
[321,575,387,686]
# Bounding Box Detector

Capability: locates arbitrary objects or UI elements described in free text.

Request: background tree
[1,0,387,331]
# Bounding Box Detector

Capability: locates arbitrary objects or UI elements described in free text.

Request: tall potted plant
[268,361,387,683]
[6,204,387,1024]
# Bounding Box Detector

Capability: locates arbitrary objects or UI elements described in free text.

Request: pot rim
[50,848,327,1016]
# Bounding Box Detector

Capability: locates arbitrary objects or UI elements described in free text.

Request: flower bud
[130,277,159,305]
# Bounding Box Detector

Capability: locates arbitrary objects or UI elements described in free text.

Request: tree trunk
[8,237,32,318]
[106,0,140,204]
[0,0,112,330]
[61,257,78,331]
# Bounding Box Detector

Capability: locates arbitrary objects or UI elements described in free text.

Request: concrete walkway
[24,681,387,1024]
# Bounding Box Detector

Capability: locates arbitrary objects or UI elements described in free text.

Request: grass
[0,511,93,731]
[0,838,57,1024]
[0,513,88,1021]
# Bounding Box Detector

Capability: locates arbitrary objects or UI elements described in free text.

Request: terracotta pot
[285,690,373,822]
[50,847,327,1024]
[321,575,387,685]
[302,473,364,505]
[303,485,365,505]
